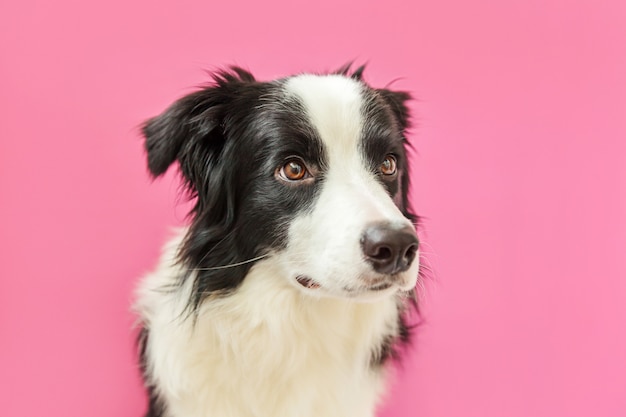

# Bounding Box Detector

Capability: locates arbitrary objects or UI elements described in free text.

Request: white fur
[136,74,418,417]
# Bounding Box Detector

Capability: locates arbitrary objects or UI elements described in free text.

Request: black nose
[361,223,419,275]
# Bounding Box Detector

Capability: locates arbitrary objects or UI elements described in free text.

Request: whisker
[189,254,269,271]
[417,241,440,258]
[417,262,434,272]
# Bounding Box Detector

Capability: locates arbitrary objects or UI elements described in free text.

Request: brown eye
[380,154,397,176]
[280,159,308,181]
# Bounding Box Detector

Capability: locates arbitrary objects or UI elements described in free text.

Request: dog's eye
[380,155,397,176]
[279,158,309,181]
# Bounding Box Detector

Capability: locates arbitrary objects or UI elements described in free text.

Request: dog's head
[142,65,419,307]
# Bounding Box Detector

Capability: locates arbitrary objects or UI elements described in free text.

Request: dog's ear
[143,67,256,188]
[335,62,366,81]
[378,88,415,223]
[142,89,225,178]
[377,89,411,131]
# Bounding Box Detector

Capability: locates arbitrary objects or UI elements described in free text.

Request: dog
[135,64,420,417]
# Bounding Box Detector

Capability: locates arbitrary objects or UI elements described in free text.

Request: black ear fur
[377,89,411,131]
[142,67,256,179]
[142,90,223,178]
[335,62,366,81]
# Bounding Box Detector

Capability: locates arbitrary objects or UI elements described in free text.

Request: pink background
[1,0,625,416]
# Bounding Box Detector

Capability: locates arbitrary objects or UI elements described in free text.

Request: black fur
[137,328,165,417]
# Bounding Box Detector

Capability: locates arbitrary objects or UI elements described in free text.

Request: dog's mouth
[295,276,397,293]
[368,282,393,291]
[295,275,321,289]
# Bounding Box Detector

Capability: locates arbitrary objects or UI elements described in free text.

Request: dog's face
[143,66,419,307]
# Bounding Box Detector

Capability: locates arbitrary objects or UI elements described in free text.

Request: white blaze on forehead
[284,74,406,222]
[284,74,364,157]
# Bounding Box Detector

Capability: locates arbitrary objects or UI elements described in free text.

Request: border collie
[135,64,420,417]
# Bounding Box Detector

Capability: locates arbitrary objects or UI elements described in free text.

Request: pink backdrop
[1,1,625,416]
